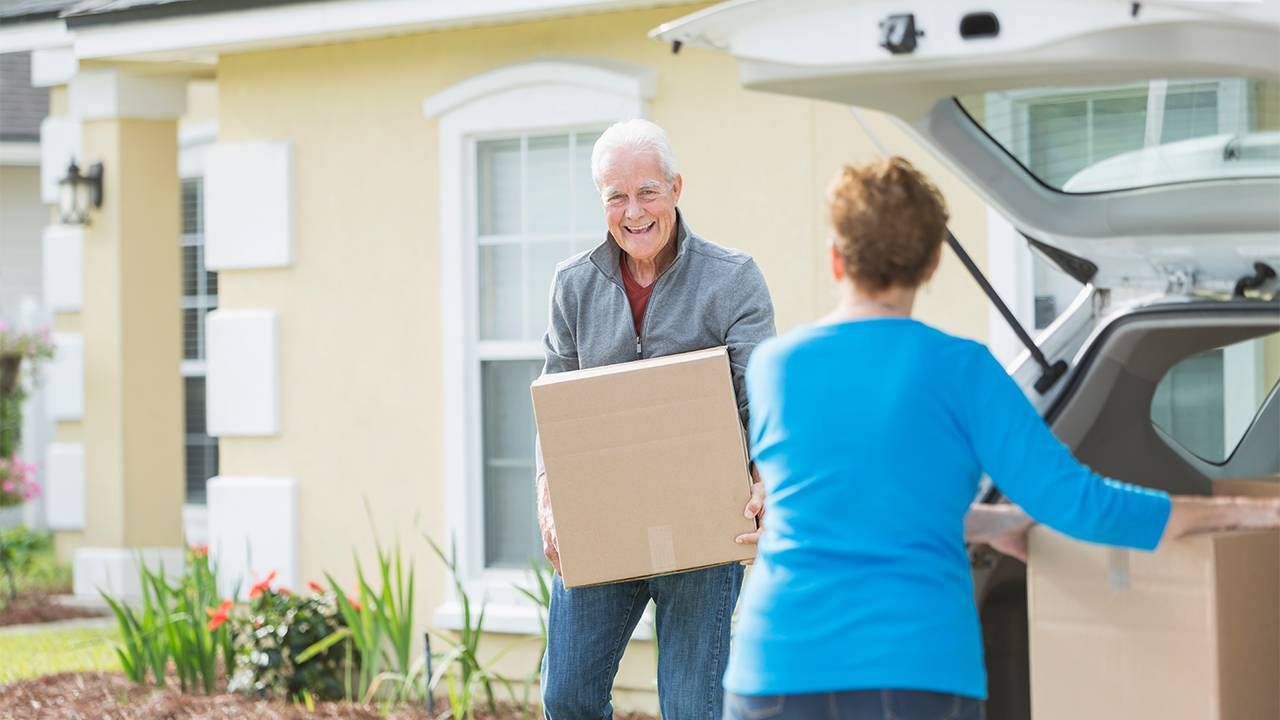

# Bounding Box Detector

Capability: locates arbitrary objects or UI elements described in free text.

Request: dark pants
[724,690,985,720]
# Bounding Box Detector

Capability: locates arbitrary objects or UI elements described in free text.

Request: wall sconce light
[58,160,104,226]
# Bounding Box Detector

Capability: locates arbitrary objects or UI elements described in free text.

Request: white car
[654,2,1279,718]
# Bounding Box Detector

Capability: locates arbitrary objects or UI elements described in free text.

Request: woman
[723,157,1280,720]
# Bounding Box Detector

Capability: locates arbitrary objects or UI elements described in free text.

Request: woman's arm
[962,495,1280,564]
[1162,495,1280,543]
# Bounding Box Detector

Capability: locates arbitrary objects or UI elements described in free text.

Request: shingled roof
[0,51,48,143]
[0,0,79,23]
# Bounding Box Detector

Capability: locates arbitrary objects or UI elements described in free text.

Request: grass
[0,623,121,684]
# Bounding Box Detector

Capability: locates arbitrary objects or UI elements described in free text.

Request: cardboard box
[1027,478,1280,720]
[531,347,756,588]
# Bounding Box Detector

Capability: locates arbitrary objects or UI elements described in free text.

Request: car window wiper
[848,107,1067,394]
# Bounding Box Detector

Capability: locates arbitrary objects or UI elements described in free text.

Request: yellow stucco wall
[212,3,991,707]
[80,118,186,549]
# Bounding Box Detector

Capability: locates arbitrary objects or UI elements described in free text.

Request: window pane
[958,79,1280,193]
[574,132,604,237]
[1162,87,1218,143]
[481,359,542,568]
[526,135,571,235]
[1090,95,1147,171]
[477,139,521,236]
[206,267,218,298]
[182,246,199,297]
[185,376,206,435]
[1028,100,1089,188]
[483,464,541,569]
[1151,333,1280,463]
[183,308,200,360]
[482,359,539,460]
[182,178,201,235]
[185,437,219,505]
[184,375,219,505]
[525,241,571,341]
[478,243,522,340]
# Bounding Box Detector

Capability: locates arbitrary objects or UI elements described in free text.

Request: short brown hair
[826,156,949,292]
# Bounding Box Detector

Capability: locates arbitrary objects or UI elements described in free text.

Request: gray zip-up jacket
[535,214,777,479]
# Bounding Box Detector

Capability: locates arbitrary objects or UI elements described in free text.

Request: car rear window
[956,79,1280,194]
[1151,332,1280,465]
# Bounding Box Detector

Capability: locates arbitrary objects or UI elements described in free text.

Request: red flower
[206,599,233,631]
[347,596,362,612]
[278,587,292,597]
[248,570,278,599]
[308,580,325,594]
[189,544,209,558]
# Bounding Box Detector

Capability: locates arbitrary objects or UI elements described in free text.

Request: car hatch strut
[944,231,1068,393]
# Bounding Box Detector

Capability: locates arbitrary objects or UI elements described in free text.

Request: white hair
[590,119,678,191]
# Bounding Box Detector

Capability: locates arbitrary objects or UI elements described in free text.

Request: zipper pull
[635,335,642,358]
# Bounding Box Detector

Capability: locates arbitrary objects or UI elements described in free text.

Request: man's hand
[965,503,1036,563]
[536,472,562,575]
[736,464,766,545]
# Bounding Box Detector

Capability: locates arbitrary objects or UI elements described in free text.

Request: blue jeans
[541,563,744,719]
[724,690,984,720]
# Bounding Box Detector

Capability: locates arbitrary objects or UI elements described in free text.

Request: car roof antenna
[848,107,1068,394]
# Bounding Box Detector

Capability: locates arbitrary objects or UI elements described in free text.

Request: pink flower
[0,319,9,333]
[2,481,13,493]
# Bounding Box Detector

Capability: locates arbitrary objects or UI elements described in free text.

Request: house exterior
[1,0,1271,707]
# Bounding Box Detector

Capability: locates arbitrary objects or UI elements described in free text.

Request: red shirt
[619,257,655,335]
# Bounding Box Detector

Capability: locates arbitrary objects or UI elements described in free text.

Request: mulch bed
[0,593,106,627]
[0,672,659,719]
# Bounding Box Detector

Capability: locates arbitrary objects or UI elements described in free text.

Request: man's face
[599,147,683,264]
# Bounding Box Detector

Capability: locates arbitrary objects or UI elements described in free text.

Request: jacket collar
[589,208,692,287]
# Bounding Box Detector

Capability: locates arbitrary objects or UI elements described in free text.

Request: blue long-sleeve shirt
[724,318,1171,698]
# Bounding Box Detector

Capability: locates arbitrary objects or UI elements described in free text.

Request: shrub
[229,577,356,702]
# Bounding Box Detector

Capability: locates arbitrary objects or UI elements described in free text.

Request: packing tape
[1107,548,1131,591]
[648,526,677,574]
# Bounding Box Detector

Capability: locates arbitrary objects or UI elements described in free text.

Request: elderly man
[536,119,775,719]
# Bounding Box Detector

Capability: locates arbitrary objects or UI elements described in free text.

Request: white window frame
[179,122,217,525]
[424,59,654,634]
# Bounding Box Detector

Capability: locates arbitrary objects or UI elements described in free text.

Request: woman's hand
[965,503,1036,562]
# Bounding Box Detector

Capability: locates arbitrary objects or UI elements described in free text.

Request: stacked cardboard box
[1028,478,1280,720]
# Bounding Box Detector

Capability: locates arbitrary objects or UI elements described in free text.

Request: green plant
[424,536,524,720]
[101,566,170,686]
[302,539,419,705]
[101,546,235,692]
[0,322,56,602]
[228,576,354,701]
[0,527,66,605]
